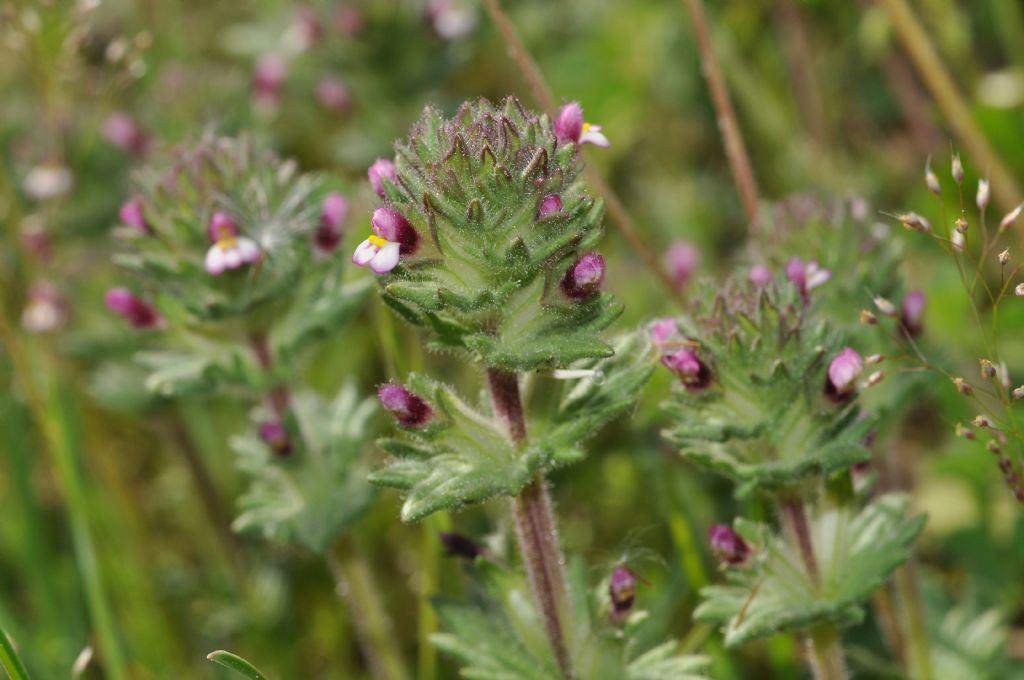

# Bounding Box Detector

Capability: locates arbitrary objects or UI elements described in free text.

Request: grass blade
[0,624,31,680]
[206,651,269,680]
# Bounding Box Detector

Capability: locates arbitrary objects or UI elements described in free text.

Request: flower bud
[900,290,925,337]
[987,440,1000,454]
[865,354,884,365]
[951,154,964,184]
[371,207,420,255]
[898,212,931,232]
[23,162,72,201]
[537,194,562,219]
[253,54,286,101]
[977,178,990,210]
[925,160,940,195]
[554,102,584,145]
[316,77,351,113]
[119,199,152,235]
[955,422,975,440]
[609,565,637,621]
[1013,386,1024,400]
[860,309,877,325]
[439,532,484,560]
[315,192,348,252]
[873,296,897,317]
[104,288,161,329]
[748,264,772,287]
[867,370,885,387]
[258,420,291,456]
[980,359,997,379]
[825,347,864,402]
[972,415,992,428]
[952,229,966,252]
[1016,283,1024,297]
[955,217,969,233]
[561,252,605,299]
[953,377,973,395]
[662,347,712,390]
[664,241,699,290]
[1000,204,1023,234]
[368,158,398,198]
[709,524,750,565]
[427,0,477,40]
[999,249,1011,266]
[378,382,433,428]
[102,112,148,156]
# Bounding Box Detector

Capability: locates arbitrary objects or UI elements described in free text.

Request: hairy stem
[479,0,685,304]
[780,499,848,680]
[681,0,761,232]
[805,625,849,680]
[894,559,934,679]
[877,0,1023,218]
[326,536,411,680]
[249,333,291,417]
[487,368,574,678]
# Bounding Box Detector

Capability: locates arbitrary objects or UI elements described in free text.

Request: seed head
[925,160,940,195]
[860,309,877,325]
[951,154,964,184]
[954,377,973,395]
[977,179,990,210]
[999,249,1010,266]
[873,296,898,317]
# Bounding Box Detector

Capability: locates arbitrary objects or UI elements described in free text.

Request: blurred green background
[2,0,1024,678]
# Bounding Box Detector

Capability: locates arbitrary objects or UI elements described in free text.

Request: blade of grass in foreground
[0,623,31,680]
[206,651,269,680]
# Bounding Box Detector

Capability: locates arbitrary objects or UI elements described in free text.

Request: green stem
[805,625,849,680]
[894,561,934,680]
[779,499,848,680]
[41,378,129,680]
[326,536,410,680]
[487,368,574,678]
[417,513,449,680]
[0,622,31,680]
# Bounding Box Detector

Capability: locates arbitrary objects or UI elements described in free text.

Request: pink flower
[378,382,433,428]
[316,77,351,112]
[900,290,925,337]
[102,113,148,156]
[825,347,864,402]
[368,158,398,198]
[749,264,772,287]
[259,420,292,456]
[352,235,401,273]
[609,565,637,621]
[662,347,712,390]
[664,241,699,290]
[119,199,152,235]
[205,212,261,275]
[786,257,831,301]
[253,54,287,100]
[649,317,678,347]
[427,0,477,40]
[554,102,609,148]
[709,524,750,565]
[561,252,605,299]
[537,194,562,219]
[315,192,349,253]
[353,207,419,273]
[105,288,161,329]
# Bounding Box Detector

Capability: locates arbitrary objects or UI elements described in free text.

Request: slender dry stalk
[681,0,762,232]
[480,0,686,304]
[877,0,1023,219]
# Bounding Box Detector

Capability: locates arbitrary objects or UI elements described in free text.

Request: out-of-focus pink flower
[427,0,477,40]
[786,257,831,301]
[609,565,637,622]
[119,199,152,235]
[102,112,148,156]
[316,77,351,113]
[253,54,287,101]
[315,192,349,253]
[21,282,67,333]
[900,290,925,337]
[105,288,161,329]
[709,524,750,565]
[368,158,398,198]
[749,264,772,287]
[664,241,699,290]
[662,347,712,390]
